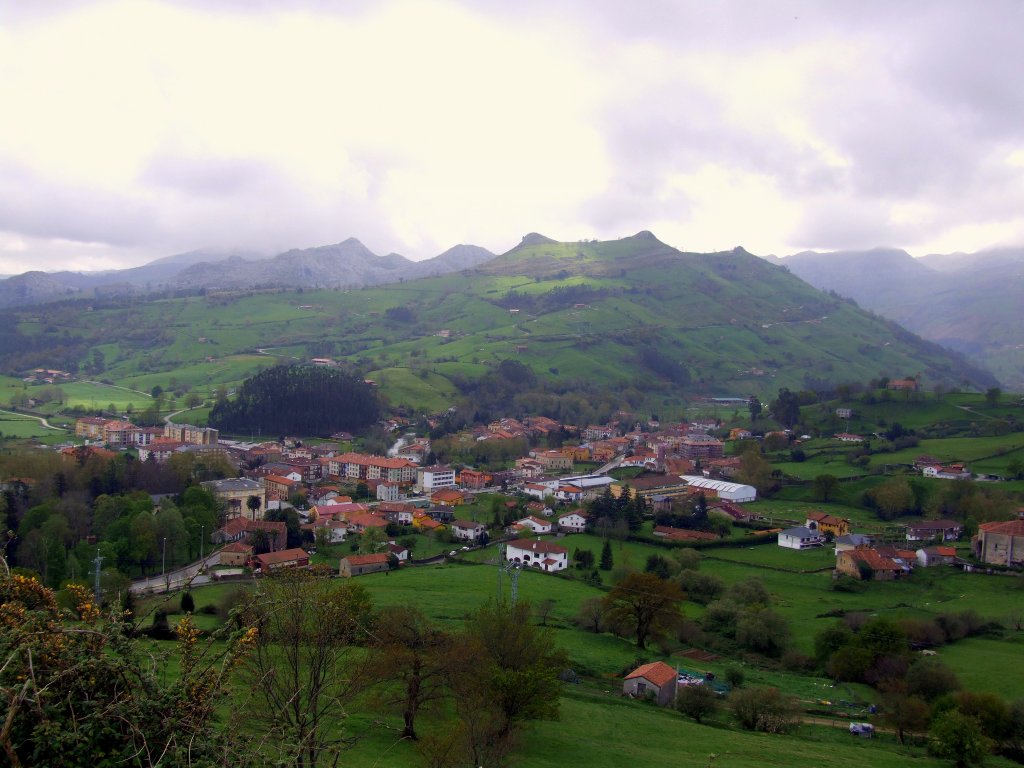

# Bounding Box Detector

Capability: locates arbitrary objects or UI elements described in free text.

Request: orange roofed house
[974,519,1024,566]
[835,549,906,581]
[623,661,678,706]
[806,511,851,538]
[339,553,391,577]
[254,548,309,572]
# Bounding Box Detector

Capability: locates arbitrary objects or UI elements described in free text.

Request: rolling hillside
[774,247,1024,389]
[0,232,996,419]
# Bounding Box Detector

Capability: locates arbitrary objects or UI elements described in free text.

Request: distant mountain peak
[518,232,558,247]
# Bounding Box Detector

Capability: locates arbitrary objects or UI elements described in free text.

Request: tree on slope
[603,572,684,649]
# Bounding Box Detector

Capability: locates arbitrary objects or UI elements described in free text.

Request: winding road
[0,408,67,431]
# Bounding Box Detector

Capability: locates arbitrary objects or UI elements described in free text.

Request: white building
[778,526,823,550]
[451,520,486,541]
[556,511,589,533]
[416,465,456,494]
[680,476,756,503]
[505,538,568,572]
[514,516,553,534]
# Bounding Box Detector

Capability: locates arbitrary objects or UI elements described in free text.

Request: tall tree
[448,601,567,766]
[603,572,685,649]
[770,388,801,429]
[747,395,762,422]
[239,571,373,768]
[370,606,452,740]
[599,539,613,571]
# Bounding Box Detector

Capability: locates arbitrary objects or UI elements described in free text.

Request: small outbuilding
[623,661,678,707]
[339,553,391,577]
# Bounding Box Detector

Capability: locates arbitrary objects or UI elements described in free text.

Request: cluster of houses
[74,417,221,460]
[777,512,972,580]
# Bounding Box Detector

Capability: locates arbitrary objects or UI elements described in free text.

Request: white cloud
[0,0,1022,270]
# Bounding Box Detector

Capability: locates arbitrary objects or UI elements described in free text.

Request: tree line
[209,364,381,437]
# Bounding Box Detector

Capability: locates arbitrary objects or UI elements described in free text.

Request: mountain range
[770,247,1024,389]
[0,240,495,308]
[0,231,996,418]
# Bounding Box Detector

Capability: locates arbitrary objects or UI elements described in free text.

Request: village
[64,409,1024,588]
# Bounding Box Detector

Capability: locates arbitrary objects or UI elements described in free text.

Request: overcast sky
[2,0,1023,273]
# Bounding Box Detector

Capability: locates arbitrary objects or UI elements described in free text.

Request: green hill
[0,232,996,419]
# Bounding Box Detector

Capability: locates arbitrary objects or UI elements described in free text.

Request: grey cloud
[0,160,159,247]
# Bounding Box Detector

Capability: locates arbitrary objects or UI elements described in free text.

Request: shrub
[180,591,195,614]
[679,571,724,605]
[724,666,745,689]
[217,586,251,624]
[676,683,719,723]
[730,686,797,733]
[781,650,815,673]
[907,658,961,700]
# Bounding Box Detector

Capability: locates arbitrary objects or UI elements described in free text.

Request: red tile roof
[979,519,1024,537]
[507,538,567,555]
[255,548,308,566]
[625,661,677,688]
[342,553,390,567]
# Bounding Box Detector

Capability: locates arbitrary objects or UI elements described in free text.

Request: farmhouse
[916,546,957,567]
[219,540,253,566]
[623,661,678,707]
[254,548,309,572]
[339,553,391,577]
[806,511,851,538]
[973,519,1024,566]
[505,538,568,572]
[905,519,963,542]
[778,526,822,550]
[835,549,905,581]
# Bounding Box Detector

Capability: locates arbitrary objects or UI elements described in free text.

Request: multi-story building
[201,477,267,520]
[163,423,219,445]
[416,465,456,494]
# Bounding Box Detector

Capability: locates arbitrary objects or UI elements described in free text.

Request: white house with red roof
[556,510,589,533]
[514,516,553,535]
[505,538,568,572]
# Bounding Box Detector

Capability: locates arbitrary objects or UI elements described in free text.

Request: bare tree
[239,570,373,768]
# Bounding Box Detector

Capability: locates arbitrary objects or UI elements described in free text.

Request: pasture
[158,555,1023,768]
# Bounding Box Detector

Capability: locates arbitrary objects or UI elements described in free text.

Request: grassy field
[156,557,1023,768]
[0,410,64,439]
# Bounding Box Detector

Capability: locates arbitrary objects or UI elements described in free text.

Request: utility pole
[162,537,167,592]
[200,525,205,567]
[92,547,103,603]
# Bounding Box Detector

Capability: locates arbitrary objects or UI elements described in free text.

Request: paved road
[130,551,221,594]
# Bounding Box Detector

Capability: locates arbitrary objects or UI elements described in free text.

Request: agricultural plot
[0,411,61,439]
[365,367,459,413]
[57,380,153,411]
